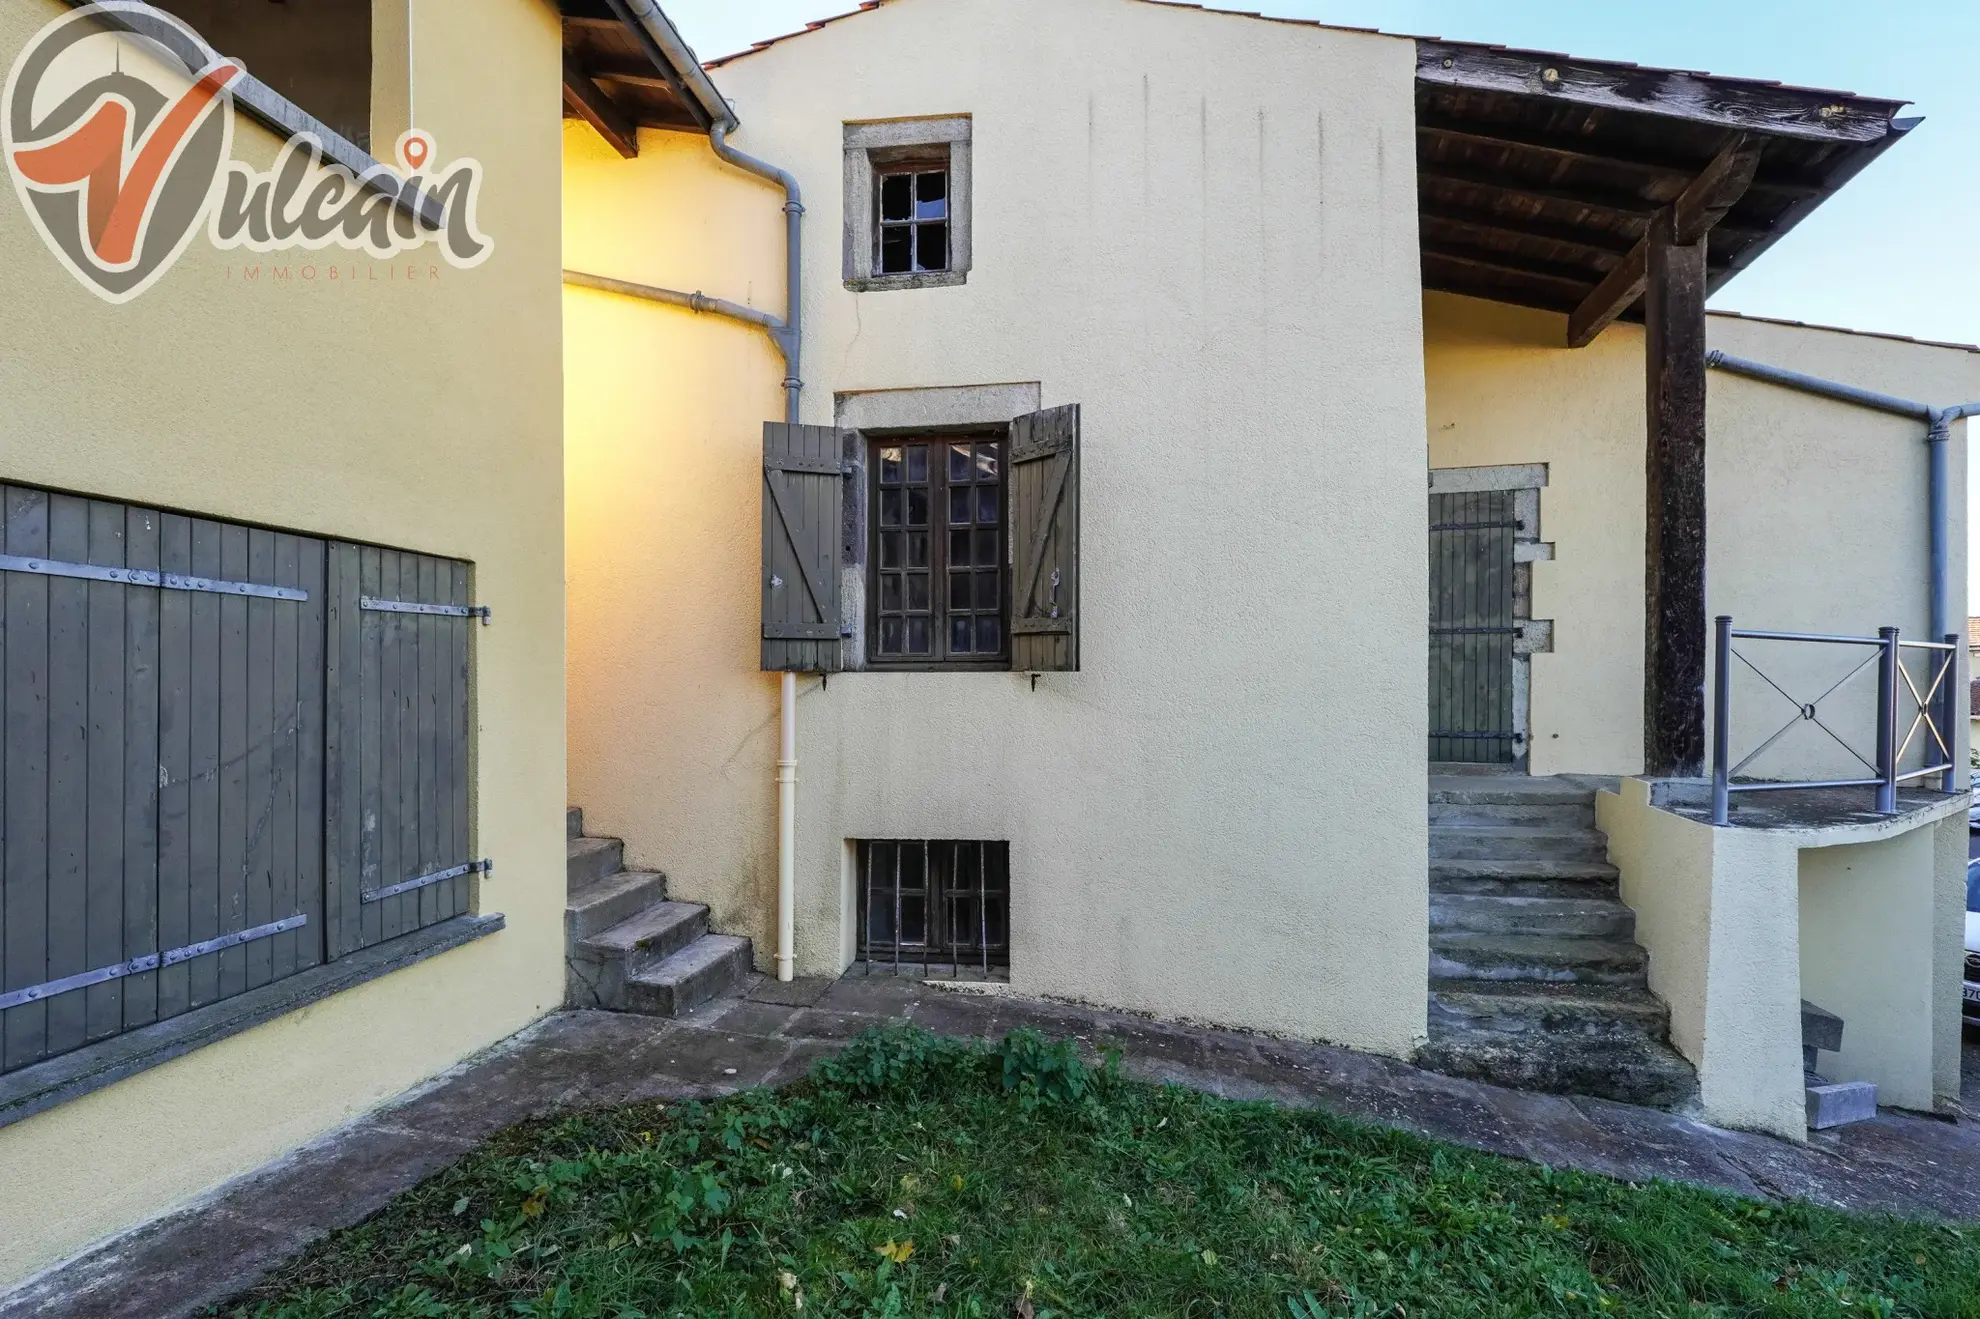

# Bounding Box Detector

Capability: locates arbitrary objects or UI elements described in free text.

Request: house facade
[0,0,569,1289]
[564,0,1978,1145]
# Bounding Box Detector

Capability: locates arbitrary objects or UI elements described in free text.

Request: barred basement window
[868,436,1006,666]
[856,840,1009,975]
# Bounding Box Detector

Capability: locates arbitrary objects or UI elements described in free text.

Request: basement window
[844,117,972,291]
[856,840,1009,975]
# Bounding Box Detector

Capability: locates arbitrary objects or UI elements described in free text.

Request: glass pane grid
[869,435,1005,666]
[856,840,1011,973]
[877,168,950,275]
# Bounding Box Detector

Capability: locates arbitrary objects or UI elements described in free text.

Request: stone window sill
[847,271,968,293]
[0,914,505,1131]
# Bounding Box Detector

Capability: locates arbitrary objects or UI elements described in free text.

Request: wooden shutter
[324,544,474,957]
[762,422,846,673]
[1008,404,1081,672]
[1,486,326,1076]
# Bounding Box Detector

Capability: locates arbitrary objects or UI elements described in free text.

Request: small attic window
[845,117,971,291]
[877,161,950,275]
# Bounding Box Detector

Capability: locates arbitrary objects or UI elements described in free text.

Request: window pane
[907,616,931,654]
[917,222,948,272]
[880,173,913,222]
[907,532,929,569]
[881,617,903,653]
[880,226,913,274]
[906,445,928,483]
[881,573,902,611]
[949,487,972,526]
[976,571,999,610]
[949,571,970,606]
[917,171,947,218]
[879,446,903,484]
[880,533,901,569]
[907,574,930,611]
[977,616,1002,653]
[949,442,972,482]
[951,616,974,654]
[975,528,998,565]
[949,528,972,566]
[977,484,1000,524]
[976,445,999,481]
[907,487,929,527]
[880,488,902,528]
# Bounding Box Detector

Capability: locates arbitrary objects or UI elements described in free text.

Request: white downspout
[777,672,798,982]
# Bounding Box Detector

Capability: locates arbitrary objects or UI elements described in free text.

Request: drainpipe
[561,25,807,979]
[1704,350,1979,645]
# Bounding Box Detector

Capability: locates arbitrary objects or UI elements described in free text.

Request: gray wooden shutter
[325,544,474,958]
[1008,405,1081,672]
[762,422,846,673]
[1,486,325,1076]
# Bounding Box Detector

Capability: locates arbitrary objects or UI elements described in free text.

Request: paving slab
[12,992,1980,1319]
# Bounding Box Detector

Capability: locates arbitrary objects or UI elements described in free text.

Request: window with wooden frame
[869,436,1007,666]
[876,153,950,276]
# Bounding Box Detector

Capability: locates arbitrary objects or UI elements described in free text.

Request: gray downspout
[709,122,804,426]
[1704,350,1979,645]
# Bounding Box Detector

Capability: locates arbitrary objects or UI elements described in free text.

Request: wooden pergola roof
[1415,41,1915,341]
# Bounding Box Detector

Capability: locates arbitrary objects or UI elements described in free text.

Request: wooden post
[1642,210,1710,777]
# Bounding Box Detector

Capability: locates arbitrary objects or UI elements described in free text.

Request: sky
[657,0,1980,594]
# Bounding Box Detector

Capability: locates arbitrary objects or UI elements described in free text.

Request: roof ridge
[1706,308,1979,356]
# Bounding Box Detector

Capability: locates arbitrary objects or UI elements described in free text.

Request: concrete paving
[8,976,1980,1319]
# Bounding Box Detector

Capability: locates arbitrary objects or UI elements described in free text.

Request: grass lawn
[222,1024,1979,1318]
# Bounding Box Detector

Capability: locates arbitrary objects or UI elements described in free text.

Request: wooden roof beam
[1419,163,1660,219]
[1418,41,1904,144]
[1418,200,1640,259]
[1416,116,1822,201]
[563,55,639,158]
[1567,137,1762,347]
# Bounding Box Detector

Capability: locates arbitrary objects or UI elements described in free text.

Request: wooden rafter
[1566,137,1761,347]
[563,55,639,159]
[1419,163,1663,220]
[1418,42,1901,144]
[1417,115,1819,202]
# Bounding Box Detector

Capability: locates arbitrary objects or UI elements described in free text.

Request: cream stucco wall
[1426,293,1978,779]
[0,0,566,1286]
[565,0,1430,1052]
[1599,779,1965,1140]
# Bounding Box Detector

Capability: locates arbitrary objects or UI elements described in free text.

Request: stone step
[1428,800,1595,829]
[567,806,583,839]
[1430,933,1647,986]
[1429,825,1609,863]
[1430,893,1636,940]
[580,901,709,974]
[1428,979,1670,1039]
[567,835,623,889]
[1432,872,1621,901]
[1419,1018,1696,1109]
[623,935,754,1018]
[567,901,710,1009]
[1428,775,1608,807]
[566,869,669,943]
[1430,855,1619,885]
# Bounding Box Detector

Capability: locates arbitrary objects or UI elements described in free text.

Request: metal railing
[1711,616,1960,825]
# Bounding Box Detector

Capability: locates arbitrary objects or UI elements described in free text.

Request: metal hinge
[362,859,492,904]
[0,915,309,1011]
[361,597,492,625]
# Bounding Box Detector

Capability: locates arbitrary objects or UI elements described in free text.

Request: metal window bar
[1711,616,1961,825]
[855,839,1009,975]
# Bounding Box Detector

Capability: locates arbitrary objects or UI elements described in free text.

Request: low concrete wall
[1597,780,1965,1140]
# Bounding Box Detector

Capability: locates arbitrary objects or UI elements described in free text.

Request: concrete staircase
[564,807,752,1017]
[1419,774,1697,1108]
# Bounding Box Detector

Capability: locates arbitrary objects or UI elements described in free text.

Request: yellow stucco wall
[0,0,566,1286]
[566,0,1431,1053]
[1426,293,1978,779]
